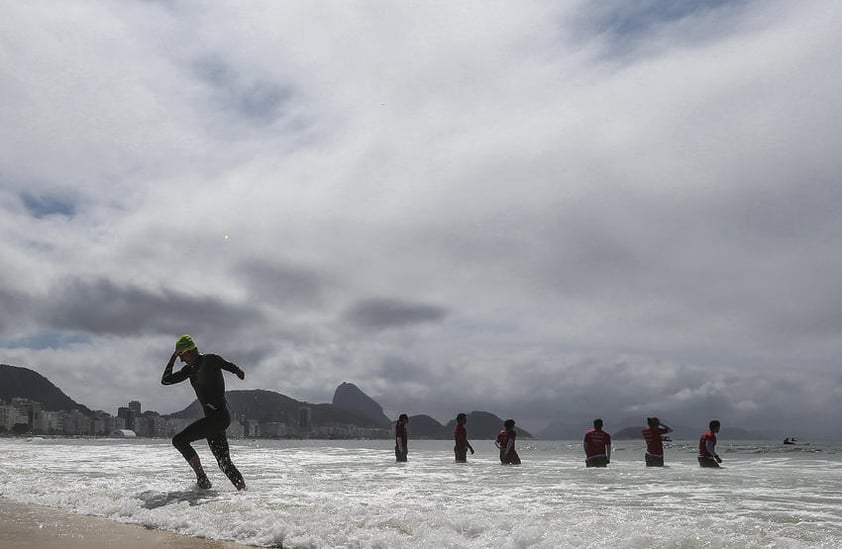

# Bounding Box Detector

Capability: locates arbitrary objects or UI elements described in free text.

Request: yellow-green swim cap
[175,334,197,353]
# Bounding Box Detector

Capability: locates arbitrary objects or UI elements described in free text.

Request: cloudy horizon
[2,1,841,438]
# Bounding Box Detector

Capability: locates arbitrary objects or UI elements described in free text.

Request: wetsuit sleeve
[161,363,190,385]
[216,355,243,376]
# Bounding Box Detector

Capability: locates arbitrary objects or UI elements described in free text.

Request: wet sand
[0,497,249,549]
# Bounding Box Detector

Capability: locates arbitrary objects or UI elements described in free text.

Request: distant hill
[332,382,390,427]
[407,414,449,438]
[399,411,534,440]
[539,418,770,441]
[0,364,92,415]
[168,388,387,428]
[443,411,533,440]
[537,420,589,440]
[612,423,769,440]
[613,426,646,440]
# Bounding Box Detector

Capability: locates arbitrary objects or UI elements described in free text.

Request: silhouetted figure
[161,334,246,490]
[395,414,409,462]
[454,413,475,463]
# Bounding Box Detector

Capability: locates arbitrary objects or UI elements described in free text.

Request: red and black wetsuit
[642,425,671,466]
[584,429,612,467]
[395,422,408,462]
[496,428,520,464]
[698,429,720,467]
[162,353,245,487]
[454,423,469,462]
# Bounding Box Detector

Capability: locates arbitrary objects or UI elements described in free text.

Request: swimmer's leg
[172,418,214,489]
[208,433,246,490]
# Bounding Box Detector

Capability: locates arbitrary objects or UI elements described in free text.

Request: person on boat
[584,418,612,467]
[496,419,521,464]
[161,334,246,490]
[395,414,409,462]
[454,413,475,463]
[698,420,723,468]
[642,416,673,467]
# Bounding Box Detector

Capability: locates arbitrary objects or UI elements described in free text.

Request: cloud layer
[2,1,841,437]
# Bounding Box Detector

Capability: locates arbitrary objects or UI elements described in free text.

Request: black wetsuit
[161,353,244,488]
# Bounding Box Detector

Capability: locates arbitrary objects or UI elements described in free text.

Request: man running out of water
[454,413,475,463]
[698,420,723,468]
[496,419,521,465]
[584,418,612,467]
[161,334,246,490]
[642,416,673,467]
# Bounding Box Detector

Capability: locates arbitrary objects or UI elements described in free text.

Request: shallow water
[1,438,841,548]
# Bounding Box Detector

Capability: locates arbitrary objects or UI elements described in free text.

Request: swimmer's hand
[236,368,245,380]
[715,456,722,464]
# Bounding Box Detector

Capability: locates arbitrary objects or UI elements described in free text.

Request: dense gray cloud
[39,277,264,337]
[344,299,449,331]
[1,1,841,437]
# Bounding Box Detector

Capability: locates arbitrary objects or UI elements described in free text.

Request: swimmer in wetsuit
[584,418,612,467]
[698,420,723,468]
[496,419,521,465]
[162,334,246,490]
[454,413,475,463]
[395,414,409,462]
[642,416,673,467]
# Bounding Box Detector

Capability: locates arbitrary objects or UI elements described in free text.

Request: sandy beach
[0,497,249,549]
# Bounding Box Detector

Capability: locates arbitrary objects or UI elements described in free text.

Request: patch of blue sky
[594,0,745,38]
[570,0,752,60]
[0,332,92,350]
[191,54,294,126]
[21,192,78,219]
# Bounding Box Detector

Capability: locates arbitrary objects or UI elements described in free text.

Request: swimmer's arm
[161,353,190,385]
[218,357,245,380]
[705,439,719,459]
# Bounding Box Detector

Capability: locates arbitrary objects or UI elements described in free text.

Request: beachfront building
[259,422,288,438]
[0,404,15,432]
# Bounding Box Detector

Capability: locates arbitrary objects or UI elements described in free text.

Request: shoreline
[0,497,249,549]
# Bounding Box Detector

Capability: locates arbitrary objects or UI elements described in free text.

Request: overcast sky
[2,1,841,438]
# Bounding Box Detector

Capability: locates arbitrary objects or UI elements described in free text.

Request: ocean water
[1,437,841,548]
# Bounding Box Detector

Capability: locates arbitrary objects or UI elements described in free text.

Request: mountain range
[3,363,765,440]
[0,364,531,439]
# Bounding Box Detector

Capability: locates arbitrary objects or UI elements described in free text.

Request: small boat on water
[783,437,809,445]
